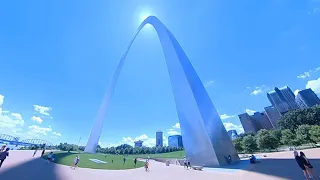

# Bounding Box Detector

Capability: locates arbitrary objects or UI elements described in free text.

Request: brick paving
[0,148,320,180]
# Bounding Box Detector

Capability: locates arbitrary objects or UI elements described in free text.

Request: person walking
[33,149,38,157]
[0,144,7,152]
[41,149,45,157]
[183,156,188,169]
[72,155,80,169]
[47,152,53,163]
[145,159,149,172]
[300,151,317,179]
[0,148,10,168]
[294,151,309,180]
[123,157,126,164]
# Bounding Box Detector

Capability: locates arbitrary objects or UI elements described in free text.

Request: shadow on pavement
[209,158,320,180]
[0,156,60,180]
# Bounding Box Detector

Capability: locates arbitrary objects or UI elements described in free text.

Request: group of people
[294,151,317,180]
[0,144,10,168]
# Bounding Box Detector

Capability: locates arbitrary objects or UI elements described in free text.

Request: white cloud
[31,116,43,123]
[223,122,244,134]
[306,78,320,94]
[250,85,268,95]
[297,71,311,79]
[246,109,256,115]
[52,132,62,137]
[0,94,4,106]
[108,133,169,148]
[204,80,214,87]
[0,94,24,133]
[27,125,52,138]
[33,105,52,116]
[167,129,180,135]
[173,123,180,129]
[219,114,235,120]
[294,89,300,96]
[11,113,22,120]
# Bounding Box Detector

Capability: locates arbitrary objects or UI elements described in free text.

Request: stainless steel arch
[84,16,239,166]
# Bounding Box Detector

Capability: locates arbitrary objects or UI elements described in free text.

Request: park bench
[192,166,203,171]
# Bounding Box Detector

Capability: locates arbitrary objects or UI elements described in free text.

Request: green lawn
[43,150,185,170]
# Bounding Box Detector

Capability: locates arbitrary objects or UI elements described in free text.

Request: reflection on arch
[85,16,238,166]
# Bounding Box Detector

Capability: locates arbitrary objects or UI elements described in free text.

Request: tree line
[233,105,320,154]
[55,142,183,155]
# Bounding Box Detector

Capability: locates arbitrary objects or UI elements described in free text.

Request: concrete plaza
[0,148,320,180]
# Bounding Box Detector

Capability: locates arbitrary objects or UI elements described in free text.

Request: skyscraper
[227,130,238,140]
[295,89,320,108]
[239,112,273,134]
[264,106,281,128]
[267,86,299,115]
[168,135,183,148]
[238,113,258,134]
[134,140,143,148]
[156,131,163,147]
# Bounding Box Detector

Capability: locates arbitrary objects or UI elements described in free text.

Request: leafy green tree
[270,129,282,144]
[281,129,301,147]
[310,125,320,143]
[277,105,320,130]
[241,135,258,154]
[296,124,314,145]
[256,129,280,151]
[232,137,243,153]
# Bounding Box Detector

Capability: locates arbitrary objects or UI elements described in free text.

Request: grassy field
[43,150,185,170]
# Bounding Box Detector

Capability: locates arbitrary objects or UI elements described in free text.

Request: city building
[227,130,238,140]
[238,113,258,134]
[295,89,320,108]
[267,86,299,115]
[134,140,143,148]
[156,131,163,147]
[168,135,183,148]
[264,106,281,128]
[238,112,273,134]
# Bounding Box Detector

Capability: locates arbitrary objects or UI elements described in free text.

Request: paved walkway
[0,149,320,180]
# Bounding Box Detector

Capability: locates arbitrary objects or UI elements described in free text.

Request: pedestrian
[123,157,126,164]
[0,144,7,152]
[134,158,137,167]
[72,155,80,169]
[33,149,38,157]
[294,151,309,180]
[47,152,53,163]
[183,156,188,169]
[187,157,191,169]
[0,148,10,168]
[41,149,45,157]
[145,159,149,172]
[300,151,316,179]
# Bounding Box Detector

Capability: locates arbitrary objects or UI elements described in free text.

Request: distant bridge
[0,134,54,147]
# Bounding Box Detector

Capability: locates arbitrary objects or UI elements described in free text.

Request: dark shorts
[299,165,306,171]
[75,162,79,165]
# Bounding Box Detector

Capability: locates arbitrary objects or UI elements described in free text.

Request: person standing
[0,148,10,168]
[134,158,137,167]
[123,157,126,164]
[300,151,316,179]
[294,151,309,180]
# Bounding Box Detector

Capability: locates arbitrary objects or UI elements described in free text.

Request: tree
[277,105,320,130]
[256,129,280,151]
[270,129,282,143]
[281,129,301,147]
[295,124,314,145]
[241,135,258,154]
[232,137,243,153]
[310,125,320,143]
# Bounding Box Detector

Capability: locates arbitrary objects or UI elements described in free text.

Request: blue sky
[0,0,320,147]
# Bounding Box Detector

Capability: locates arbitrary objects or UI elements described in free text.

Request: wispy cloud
[33,105,52,116]
[219,114,235,120]
[172,123,180,129]
[204,80,214,87]
[297,67,320,79]
[250,85,269,95]
[246,109,256,115]
[223,122,244,134]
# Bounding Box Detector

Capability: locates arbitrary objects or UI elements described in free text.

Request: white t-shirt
[74,157,79,163]
[184,158,187,163]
